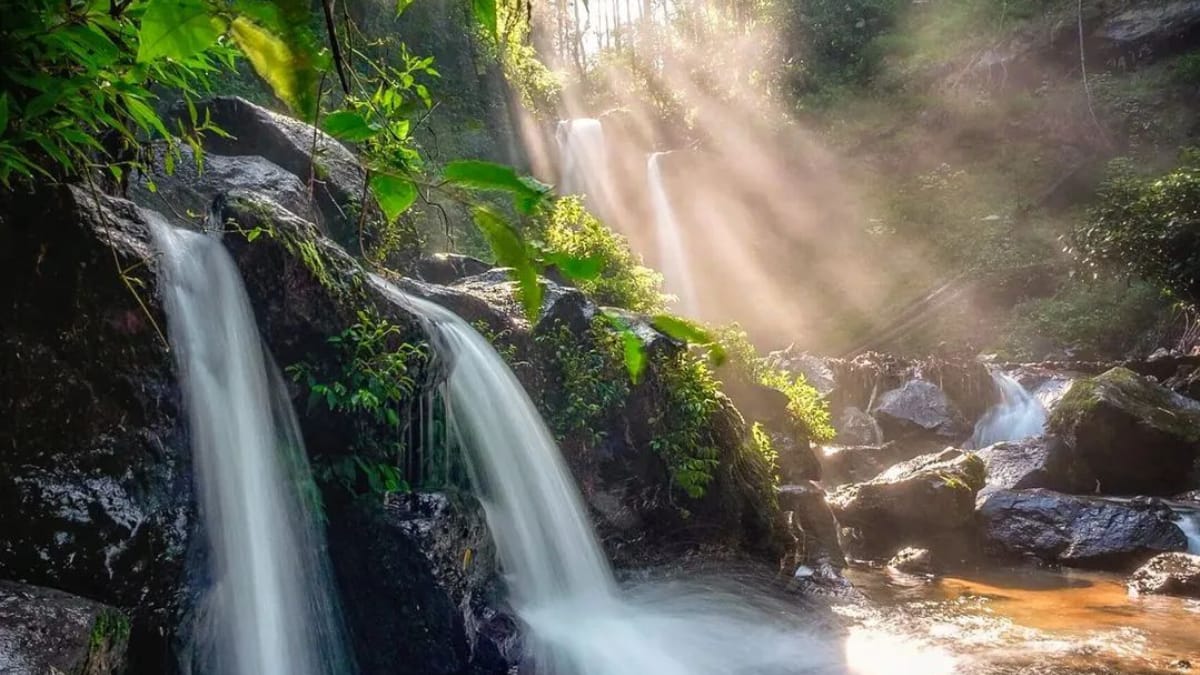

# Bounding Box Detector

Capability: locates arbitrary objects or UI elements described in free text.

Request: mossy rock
[1048,367,1200,495]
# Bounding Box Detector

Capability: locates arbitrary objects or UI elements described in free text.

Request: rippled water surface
[841,565,1200,674]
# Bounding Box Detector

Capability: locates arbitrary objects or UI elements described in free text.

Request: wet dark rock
[416,253,493,285]
[0,185,192,667]
[1129,552,1200,598]
[975,436,1079,496]
[1096,1,1200,64]
[778,482,846,573]
[888,547,935,575]
[328,494,516,675]
[178,97,366,246]
[1048,367,1200,495]
[774,430,822,484]
[128,141,313,229]
[818,442,934,488]
[829,449,984,560]
[834,406,883,446]
[0,580,130,675]
[978,489,1187,569]
[873,380,970,441]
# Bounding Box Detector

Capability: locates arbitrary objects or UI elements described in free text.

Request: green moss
[89,609,130,651]
[1049,367,1200,442]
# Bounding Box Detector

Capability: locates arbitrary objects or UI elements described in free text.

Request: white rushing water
[1174,508,1200,555]
[556,118,609,202]
[374,276,950,675]
[970,370,1048,448]
[152,216,352,675]
[647,152,698,316]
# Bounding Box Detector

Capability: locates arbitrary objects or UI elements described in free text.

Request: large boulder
[0,185,193,665]
[834,406,883,446]
[974,436,1080,496]
[829,448,985,560]
[416,253,493,285]
[179,97,367,246]
[0,581,130,674]
[818,441,936,487]
[328,494,516,675]
[128,141,313,229]
[977,489,1187,569]
[1096,1,1200,65]
[1048,367,1200,495]
[873,380,969,442]
[1128,552,1200,598]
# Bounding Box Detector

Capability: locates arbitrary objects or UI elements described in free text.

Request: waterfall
[372,277,865,675]
[647,152,698,316]
[152,216,352,675]
[1173,507,1200,555]
[556,118,608,201]
[970,371,1048,448]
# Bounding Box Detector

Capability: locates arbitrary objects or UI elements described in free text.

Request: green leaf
[0,94,8,136]
[323,110,378,141]
[651,314,714,345]
[137,0,225,63]
[472,0,498,40]
[542,250,604,280]
[620,329,646,384]
[229,15,319,117]
[473,207,542,318]
[369,173,418,222]
[443,160,551,214]
[396,0,415,15]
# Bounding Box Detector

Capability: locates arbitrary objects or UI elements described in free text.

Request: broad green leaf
[651,314,727,366]
[473,207,542,318]
[137,0,225,63]
[472,0,498,40]
[542,250,604,280]
[369,173,418,222]
[621,329,646,384]
[397,0,415,15]
[0,94,8,136]
[229,15,318,117]
[443,160,551,214]
[323,110,378,141]
[651,314,714,345]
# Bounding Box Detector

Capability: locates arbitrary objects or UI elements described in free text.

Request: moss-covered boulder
[829,448,985,560]
[0,581,130,674]
[1048,367,1200,495]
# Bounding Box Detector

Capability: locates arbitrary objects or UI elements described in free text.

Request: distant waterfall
[970,371,1048,448]
[152,216,353,675]
[647,152,698,316]
[556,118,608,201]
[373,276,852,675]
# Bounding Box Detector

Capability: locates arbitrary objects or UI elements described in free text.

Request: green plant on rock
[89,609,131,652]
[714,325,835,442]
[537,197,667,313]
[536,317,631,448]
[650,352,723,499]
[288,309,427,499]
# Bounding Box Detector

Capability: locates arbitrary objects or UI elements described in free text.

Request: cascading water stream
[556,118,608,200]
[647,152,698,316]
[152,215,353,675]
[970,370,1048,448]
[372,276,946,675]
[1172,507,1200,554]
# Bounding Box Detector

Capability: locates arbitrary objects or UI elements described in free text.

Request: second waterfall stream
[373,276,948,675]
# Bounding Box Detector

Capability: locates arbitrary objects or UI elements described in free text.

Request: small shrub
[1074,151,1200,304]
[651,352,723,499]
[536,317,631,448]
[539,197,667,313]
[715,325,835,442]
[288,310,427,499]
